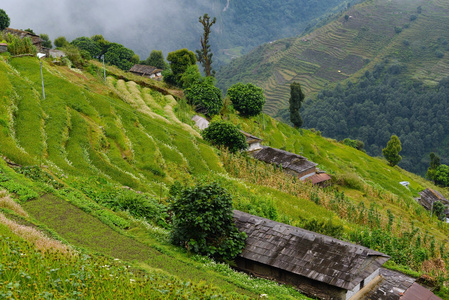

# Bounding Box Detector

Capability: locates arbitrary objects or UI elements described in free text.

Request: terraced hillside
[216,0,449,118]
[2,54,449,298]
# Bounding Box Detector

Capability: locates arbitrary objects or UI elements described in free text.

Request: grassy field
[216,0,449,119]
[1,54,449,297]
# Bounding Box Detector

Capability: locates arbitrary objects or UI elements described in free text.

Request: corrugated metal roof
[251,147,317,175]
[419,188,449,211]
[305,173,332,185]
[234,210,389,291]
[400,283,442,300]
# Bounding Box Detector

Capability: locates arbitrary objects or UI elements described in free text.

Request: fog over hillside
[1,0,212,59]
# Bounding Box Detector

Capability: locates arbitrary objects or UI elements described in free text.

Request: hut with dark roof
[233,210,389,300]
[241,131,263,152]
[129,64,162,79]
[4,28,43,50]
[418,188,449,211]
[251,146,317,178]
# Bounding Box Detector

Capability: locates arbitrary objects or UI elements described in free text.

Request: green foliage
[383,135,402,166]
[196,14,216,77]
[61,44,84,68]
[142,50,168,70]
[435,165,449,187]
[289,82,304,127]
[227,83,265,117]
[180,64,202,89]
[39,33,52,49]
[91,34,111,57]
[0,9,10,31]
[166,48,196,85]
[432,201,446,221]
[342,138,365,152]
[202,121,248,153]
[170,182,247,260]
[71,36,101,58]
[5,34,37,56]
[427,152,441,181]
[185,77,223,116]
[54,36,69,48]
[104,43,137,71]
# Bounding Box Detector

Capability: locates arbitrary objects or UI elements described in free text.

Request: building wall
[235,257,348,300]
[0,44,7,53]
[284,166,316,179]
[248,142,262,152]
[346,268,380,300]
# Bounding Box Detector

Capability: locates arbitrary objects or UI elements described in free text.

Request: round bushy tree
[71,37,101,59]
[202,121,247,153]
[435,164,449,187]
[0,9,10,31]
[170,182,247,260]
[227,82,265,117]
[166,48,196,85]
[185,78,223,116]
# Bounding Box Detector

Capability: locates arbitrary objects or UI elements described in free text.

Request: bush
[435,164,449,187]
[5,34,37,56]
[202,121,247,153]
[170,182,247,260]
[185,78,223,116]
[226,82,265,117]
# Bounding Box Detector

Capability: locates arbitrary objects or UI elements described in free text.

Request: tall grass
[5,34,37,56]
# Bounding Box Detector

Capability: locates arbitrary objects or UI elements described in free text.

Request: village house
[241,131,263,152]
[233,210,389,300]
[0,43,7,53]
[251,146,331,186]
[3,28,43,51]
[129,64,163,80]
[418,188,449,218]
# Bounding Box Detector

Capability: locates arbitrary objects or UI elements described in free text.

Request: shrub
[435,164,449,187]
[226,82,265,117]
[5,34,37,56]
[170,182,247,260]
[202,121,247,153]
[185,78,223,116]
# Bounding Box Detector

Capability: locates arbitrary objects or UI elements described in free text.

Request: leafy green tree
[185,77,223,116]
[0,9,10,31]
[71,37,101,58]
[202,121,247,153]
[432,201,446,221]
[40,34,52,48]
[170,182,247,260]
[435,164,449,187]
[382,135,402,166]
[166,48,197,85]
[196,14,216,77]
[104,43,137,71]
[180,65,202,89]
[289,82,305,127]
[54,36,69,48]
[91,34,111,57]
[343,138,365,152]
[142,50,168,70]
[227,82,265,117]
[426,152,441,181]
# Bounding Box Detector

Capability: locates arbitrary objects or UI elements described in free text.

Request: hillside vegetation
[1,55,449,297]
[216,0,449,114]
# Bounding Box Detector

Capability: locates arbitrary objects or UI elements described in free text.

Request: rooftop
[251,147,317,175]
[234,210,389,291]
[129,64,162,76]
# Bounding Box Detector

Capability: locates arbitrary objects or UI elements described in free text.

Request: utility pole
[37,53,46,99]
[103,55,106,81]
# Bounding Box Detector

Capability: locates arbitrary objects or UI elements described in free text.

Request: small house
[418,188,449,213]
[251,147,317,179]
[129,64,163,79]
[234,210,389,300]
[191,115,209,130]
[241,131,263,152]
[0,43,7,53]
[4,28,43,50]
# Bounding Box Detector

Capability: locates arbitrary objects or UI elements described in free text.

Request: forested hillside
[216,0,449,175]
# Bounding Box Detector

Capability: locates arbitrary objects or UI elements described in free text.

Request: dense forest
[299,62,449,175]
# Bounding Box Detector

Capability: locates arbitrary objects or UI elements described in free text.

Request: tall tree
[166,48,197,85]
[196,14,216,77]
[426,152,441,181]
[289,82,305,127]
[382,135,402,166]
[40,34,52,49]
[0,9,10,31]
[142,50,168,70]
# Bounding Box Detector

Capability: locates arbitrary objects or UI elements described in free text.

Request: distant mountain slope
[216,0,449,116]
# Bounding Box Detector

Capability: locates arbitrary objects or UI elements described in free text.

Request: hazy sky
[1,0,214,58]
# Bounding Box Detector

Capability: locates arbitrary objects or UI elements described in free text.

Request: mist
[1,0,217,59]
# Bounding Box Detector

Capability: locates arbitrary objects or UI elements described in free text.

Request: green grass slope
[216,0,449,118]
[1,55,449,297]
